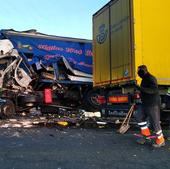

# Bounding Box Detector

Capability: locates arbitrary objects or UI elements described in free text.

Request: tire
[83,89,101,111]
[17,94,42,107]
[0,99,15,118]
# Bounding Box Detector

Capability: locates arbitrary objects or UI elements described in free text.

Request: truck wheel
[17,94,42,107]
[0,99,15,118]
[83,89,101,111]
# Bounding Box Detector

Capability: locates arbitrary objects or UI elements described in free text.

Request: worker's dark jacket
[140,72,160,106]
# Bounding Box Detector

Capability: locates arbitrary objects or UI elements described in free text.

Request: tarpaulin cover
[0,30,93,74]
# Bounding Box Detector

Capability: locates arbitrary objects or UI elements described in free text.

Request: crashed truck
[0,29,100,118]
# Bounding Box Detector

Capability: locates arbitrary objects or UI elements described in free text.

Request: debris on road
[0,108,117,129]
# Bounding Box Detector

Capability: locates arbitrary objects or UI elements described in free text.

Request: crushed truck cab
[0,30,100,118]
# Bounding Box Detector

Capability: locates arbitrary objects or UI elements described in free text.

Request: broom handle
[121,104,135,126]
[126,104,135,124]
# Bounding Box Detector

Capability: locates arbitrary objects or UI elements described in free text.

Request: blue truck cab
[0,29,100,116]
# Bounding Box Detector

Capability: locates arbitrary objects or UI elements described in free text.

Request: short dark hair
[138,65,148,72]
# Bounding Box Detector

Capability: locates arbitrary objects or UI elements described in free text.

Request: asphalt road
[0,127,170,169]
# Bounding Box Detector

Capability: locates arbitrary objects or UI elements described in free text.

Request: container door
[93,5,110,86]
[110,0,134,84]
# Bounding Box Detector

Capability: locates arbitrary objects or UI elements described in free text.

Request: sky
[0,0,110,40]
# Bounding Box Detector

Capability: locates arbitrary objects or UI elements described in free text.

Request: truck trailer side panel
[134,0,170,85]
[93,0,135,87]
[93,0,170,87]
[93,5,111,86]
[110,0,134,84]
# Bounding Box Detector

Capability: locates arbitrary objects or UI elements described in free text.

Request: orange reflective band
[141,127,151,136]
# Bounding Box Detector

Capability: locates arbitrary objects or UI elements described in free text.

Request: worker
[136,65,165,148]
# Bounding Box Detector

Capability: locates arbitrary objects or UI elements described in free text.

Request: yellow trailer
[93,0,170,118]
[93,0,170,87]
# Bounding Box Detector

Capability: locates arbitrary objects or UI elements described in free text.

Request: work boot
[152,134,165,148]
[152,141,165,148]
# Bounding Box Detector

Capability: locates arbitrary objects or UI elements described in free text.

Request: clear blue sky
[0,0,110,39]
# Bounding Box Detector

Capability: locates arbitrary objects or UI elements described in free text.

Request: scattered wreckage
[0,36,100,119]
[0,39,111,129]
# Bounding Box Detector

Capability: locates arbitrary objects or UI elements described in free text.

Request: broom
[118,103,135,134]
